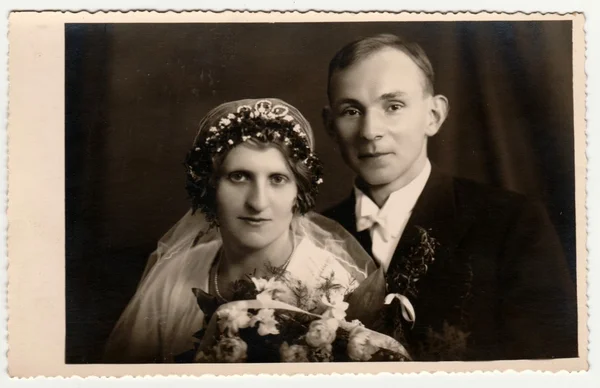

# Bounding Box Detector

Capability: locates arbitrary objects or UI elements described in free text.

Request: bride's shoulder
[140,239,221,290]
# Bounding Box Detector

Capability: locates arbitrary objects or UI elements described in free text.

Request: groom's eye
[340,107,361,117]
[386,101,406,112]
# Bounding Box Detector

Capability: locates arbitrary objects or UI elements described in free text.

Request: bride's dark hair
[184,99,323,227]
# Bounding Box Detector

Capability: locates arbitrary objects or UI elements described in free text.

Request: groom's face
[327,48,440,190]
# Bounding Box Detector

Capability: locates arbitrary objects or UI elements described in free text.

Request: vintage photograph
[7,11,588,376]
[65,18,581,364]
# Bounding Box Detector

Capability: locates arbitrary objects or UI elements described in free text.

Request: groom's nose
[359,111,385,141]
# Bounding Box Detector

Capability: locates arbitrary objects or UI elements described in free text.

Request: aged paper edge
[6,10,589,377]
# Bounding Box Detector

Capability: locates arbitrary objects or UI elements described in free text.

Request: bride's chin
[228,230,276,250]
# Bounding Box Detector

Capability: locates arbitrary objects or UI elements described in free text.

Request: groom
[321,33,577,361]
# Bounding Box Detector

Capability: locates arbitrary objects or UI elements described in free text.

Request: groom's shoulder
[444,172,552,228]
[450,174,528,210]
[321,170,541,225]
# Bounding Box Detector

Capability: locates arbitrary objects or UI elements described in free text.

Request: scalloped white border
[2,3,597,386]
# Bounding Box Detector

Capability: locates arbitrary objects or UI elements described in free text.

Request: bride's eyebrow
[221,166,291,177]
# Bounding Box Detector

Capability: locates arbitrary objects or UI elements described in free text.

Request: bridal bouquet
[189,273,411,363]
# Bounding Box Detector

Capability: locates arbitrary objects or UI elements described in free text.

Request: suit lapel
[327,166,474,274]
[388,166,473,286]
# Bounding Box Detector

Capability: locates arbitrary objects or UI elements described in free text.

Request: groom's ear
[322,106,336,139]
[424,94,449,137]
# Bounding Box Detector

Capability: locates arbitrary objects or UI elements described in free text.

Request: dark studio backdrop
[65,21,576,363]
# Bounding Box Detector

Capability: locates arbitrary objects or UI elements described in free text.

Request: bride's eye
[270,174,289,185]
[228,171,248,183]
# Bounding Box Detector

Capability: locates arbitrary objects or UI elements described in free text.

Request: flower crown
[185,100,324,225]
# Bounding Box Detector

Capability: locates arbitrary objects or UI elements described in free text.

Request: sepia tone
[7,11,588,377]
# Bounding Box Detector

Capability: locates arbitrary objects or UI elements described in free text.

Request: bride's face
[215,143,298,251]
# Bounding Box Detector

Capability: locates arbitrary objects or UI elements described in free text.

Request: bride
[104,98,376,363]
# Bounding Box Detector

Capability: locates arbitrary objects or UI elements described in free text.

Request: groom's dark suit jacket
[323,165,578,361]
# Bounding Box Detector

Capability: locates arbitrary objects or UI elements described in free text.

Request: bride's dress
[104,212,374,363]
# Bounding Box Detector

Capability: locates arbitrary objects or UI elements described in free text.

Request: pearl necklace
[213,250,293,302]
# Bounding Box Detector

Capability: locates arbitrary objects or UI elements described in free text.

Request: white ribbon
[214,298,321,318]
[384,293,416,327]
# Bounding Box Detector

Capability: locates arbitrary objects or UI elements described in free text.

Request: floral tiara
[185,99,324,224]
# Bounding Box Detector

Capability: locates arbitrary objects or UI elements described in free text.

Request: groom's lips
[358,151,392,159]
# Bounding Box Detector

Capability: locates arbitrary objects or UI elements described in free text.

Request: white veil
[137,209,217,286]
[104,209,376,363]
[104,98,377,363]
[139,209,376,288]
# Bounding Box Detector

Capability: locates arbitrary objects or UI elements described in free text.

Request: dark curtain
[65,21,575,363]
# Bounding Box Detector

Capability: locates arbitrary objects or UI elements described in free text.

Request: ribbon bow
[356,214,392,242]
[384,293,416,328]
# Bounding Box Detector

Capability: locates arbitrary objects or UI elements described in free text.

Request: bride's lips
[238,216,271,226]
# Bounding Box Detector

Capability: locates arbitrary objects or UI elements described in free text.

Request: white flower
[249,112,256,118]
[242,135,251,142]
[217,146,223,152]
[292,124,301,132]
[284,137,291,145]
[305,318,339,348]
[316,178,324,185]
[214,336,248,362]
[283,115,294,122]
[267,112,276,119]
[320,289,349,320]
[227,139,234,145]
[227,113,236,119]
[249,308,280,336]
[216,306,252,335]
[194,350,214,362]
[298,132,306,138]
[347,327,379,361]
[208,126,218,133]
[219,118,231,126]
[280,342,309,362]
[194,147,201,151]
[273,132,281,139]
[251,277,270,292]
[251,277,287,303]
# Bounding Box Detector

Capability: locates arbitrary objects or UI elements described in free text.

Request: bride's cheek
[216,181,244,211]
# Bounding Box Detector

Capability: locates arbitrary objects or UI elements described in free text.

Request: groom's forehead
[328,49,431,100]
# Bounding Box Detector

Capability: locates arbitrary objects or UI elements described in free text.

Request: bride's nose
[245,180,269,212]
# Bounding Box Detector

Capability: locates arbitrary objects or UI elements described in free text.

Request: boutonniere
[387,226,439,299]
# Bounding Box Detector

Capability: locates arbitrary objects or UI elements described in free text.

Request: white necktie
[356,213,392,243]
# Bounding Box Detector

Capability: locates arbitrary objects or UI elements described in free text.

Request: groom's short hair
[327,33,436,98]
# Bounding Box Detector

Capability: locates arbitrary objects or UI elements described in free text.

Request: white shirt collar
[354,160,432,237]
